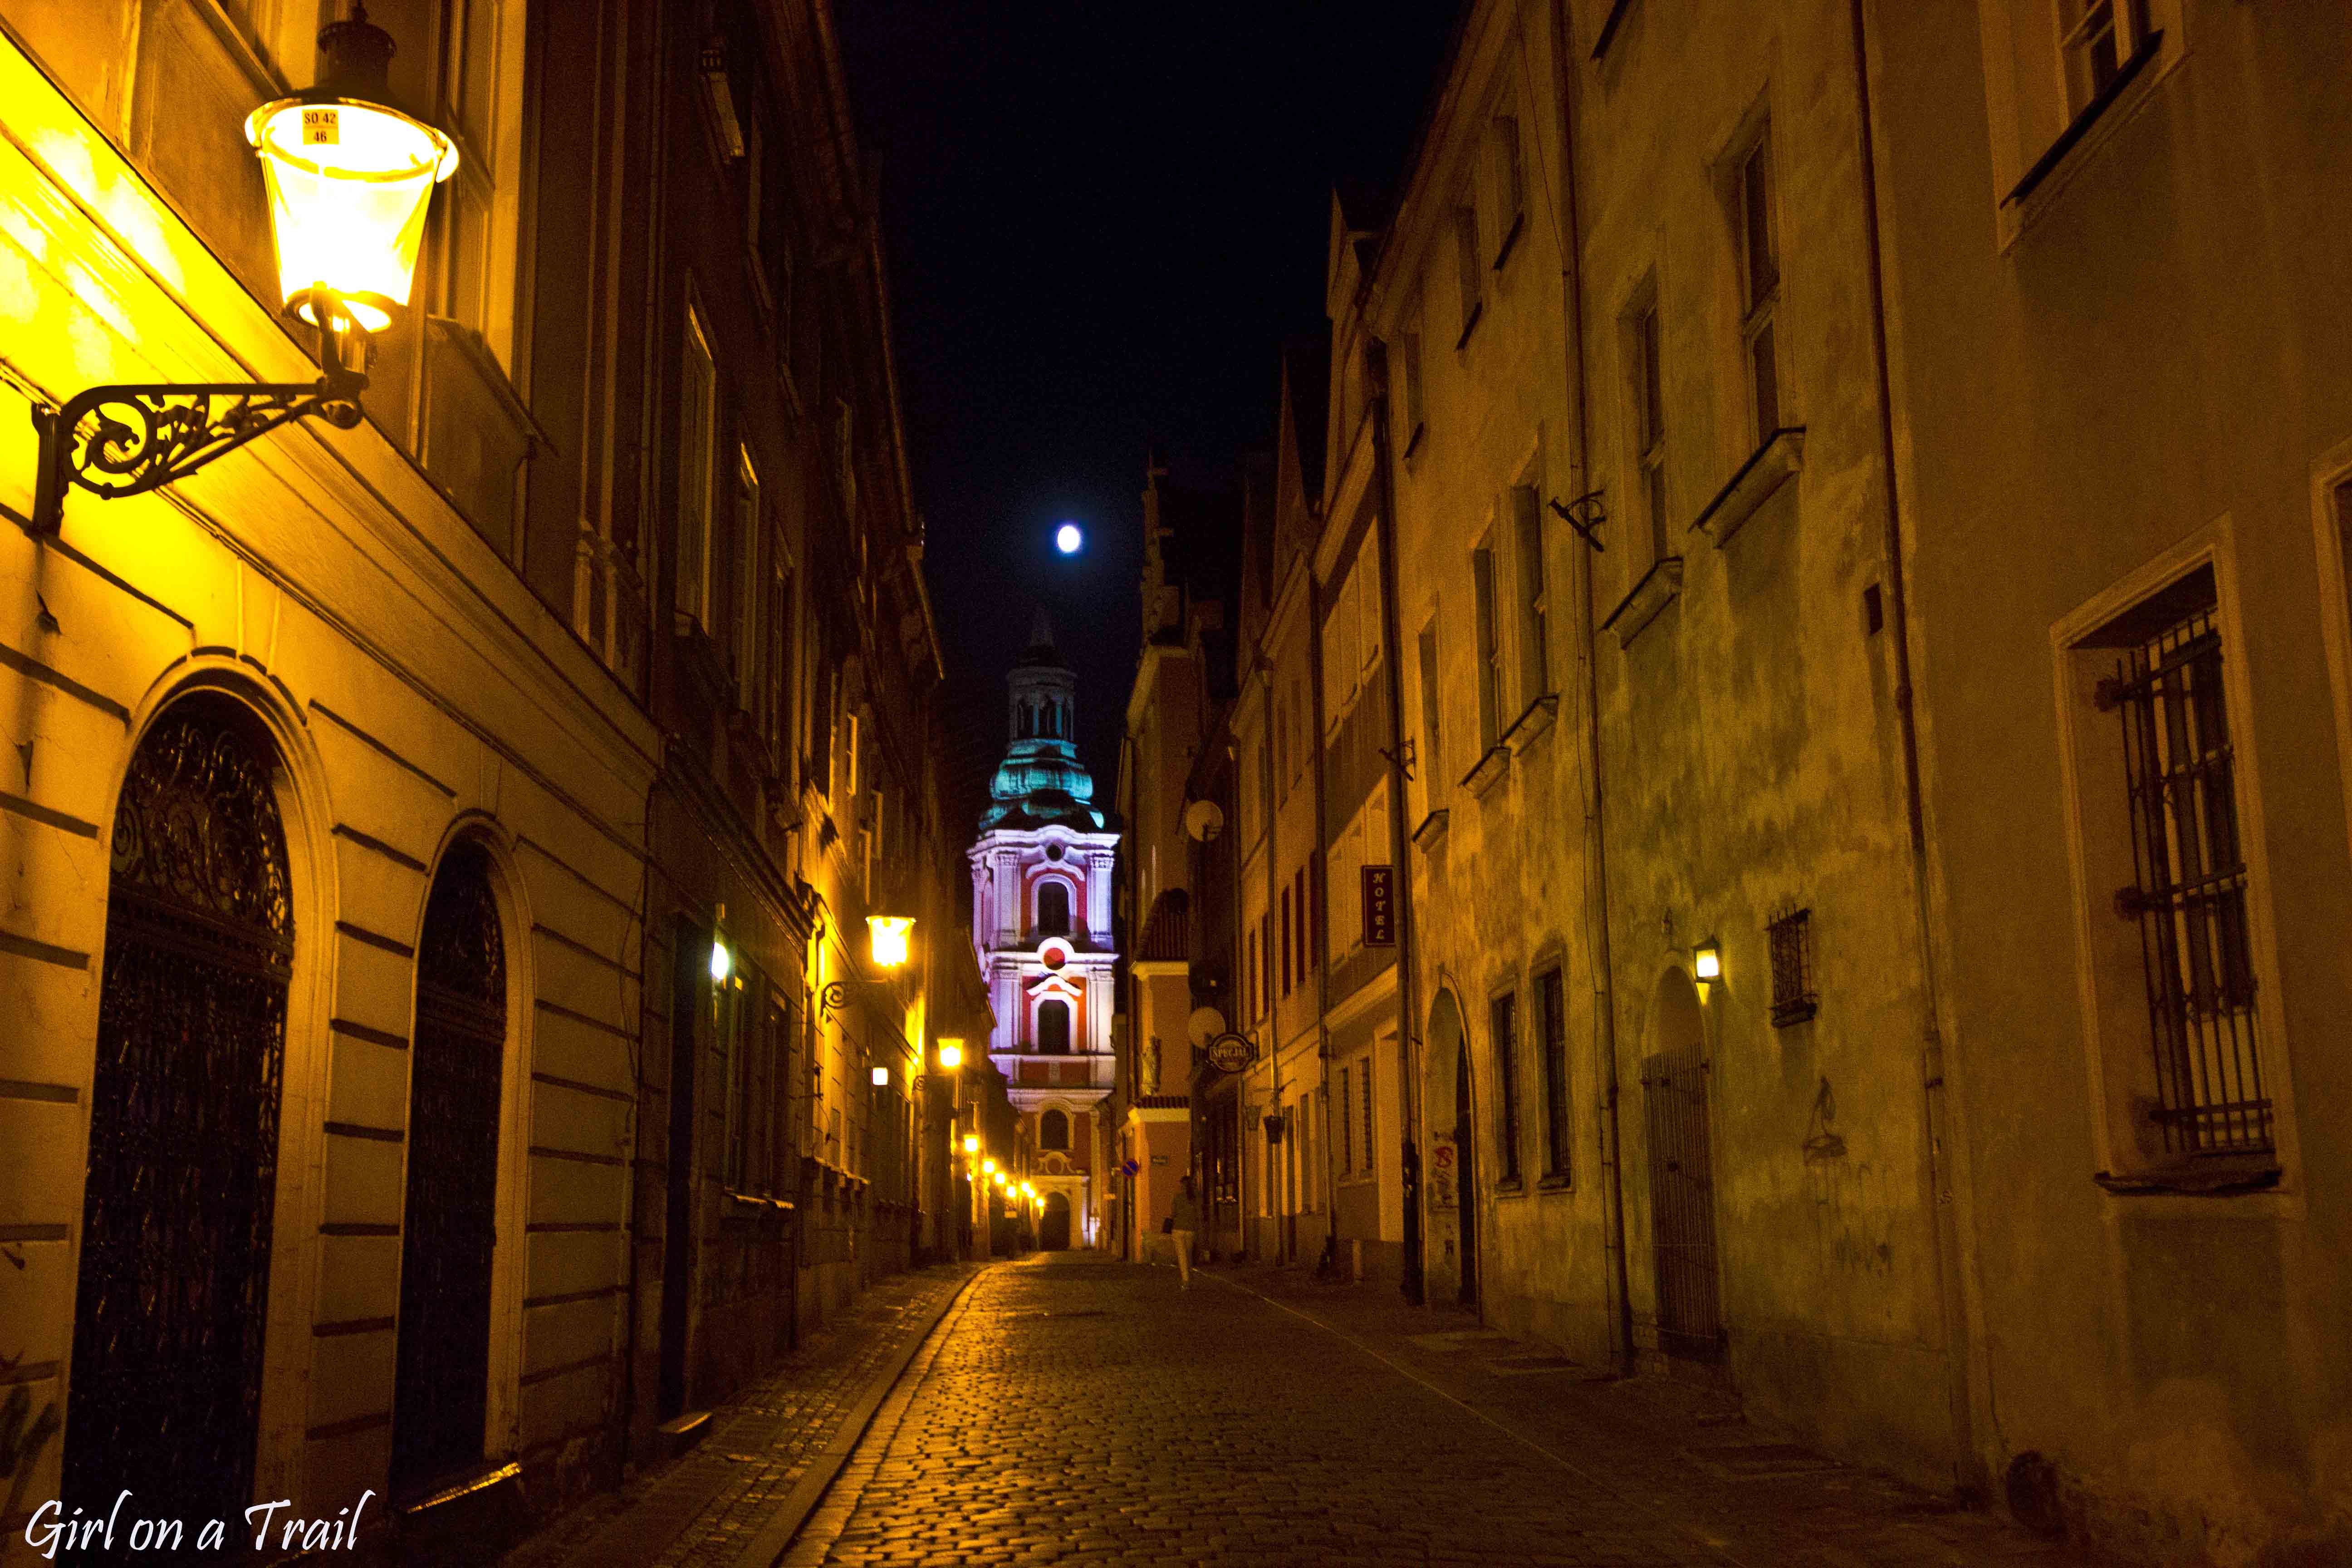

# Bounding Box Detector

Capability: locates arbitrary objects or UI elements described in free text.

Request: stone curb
[727,1262,995,1568]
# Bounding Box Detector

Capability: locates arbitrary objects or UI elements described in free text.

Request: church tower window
[1037,999,1071,1054]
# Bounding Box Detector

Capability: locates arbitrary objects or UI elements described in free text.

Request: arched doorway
[66,696,296,1521]
[1426,988,1475,1307]
[1041,1191,1072,1250]
[1642,966,1724,1361]
[392,839,508,1496]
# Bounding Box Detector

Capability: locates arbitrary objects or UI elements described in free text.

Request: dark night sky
[835,1,1461,839]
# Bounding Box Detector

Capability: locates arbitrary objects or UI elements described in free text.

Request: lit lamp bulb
[871,1066,889,1088]
[243,10,458,336]
[867,915,914,970]
[982,1158,996,1175]
[709,939,730,983]
[937,1039,964,1070]
[1694,937,1723,983]
[963,1135,980,1155]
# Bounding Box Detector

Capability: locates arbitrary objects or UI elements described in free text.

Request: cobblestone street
[750,1254,2086,1568]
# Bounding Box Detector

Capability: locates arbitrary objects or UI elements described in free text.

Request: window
[1735,129,1782,445]
[1246,926,1259,1020]
[2060,0,2156,118]
[1339,1065,1354,1172]
[733,452,763,696]
[676,306,717,627]
[431,0,517,348]
[1538,968,1570,1181]
[1399,316,1426,451]
[2093,569,2267,1156]
[1491,991,1521,1184]
[722,971,751,1189]
[1453,206,1483,345]
[1037,999,1071,1055]
[1041,1109,1069,1151]
[1491,116,1525,265]
[765,547,797,756]
[1280,883,1293,997]
[1037,881,1071,937]
[1512,485,1550,702]
[1472,540,1504,750]
[1631,300,1669,563]
[1769,906,1820,1026]
[1358,1057,1374,1174]
[1293,868,1309,985]
[1418,619,1443,804]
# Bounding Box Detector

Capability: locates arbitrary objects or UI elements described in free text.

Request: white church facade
[970,617,1119,1249]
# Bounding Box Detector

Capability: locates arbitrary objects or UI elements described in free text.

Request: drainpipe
[1362,338,1424,1306]
[1549,0,1632,1372]
[1259,647,1287,1265]
[1847,0,1982,1498]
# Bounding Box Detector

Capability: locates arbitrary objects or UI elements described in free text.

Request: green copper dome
[981,611,1106,831]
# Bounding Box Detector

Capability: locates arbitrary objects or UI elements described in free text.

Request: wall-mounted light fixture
[871,1066,889,1088]
[709,937,731,983]
[32,6,456,534]
[936,1039,964,1070]
[867,915,914,970]
[962,1135,980,1156]
[1694,937,1723,983]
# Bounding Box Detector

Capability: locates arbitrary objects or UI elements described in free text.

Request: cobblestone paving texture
[800,1251,2093,1568]
[498,1264,974,1568]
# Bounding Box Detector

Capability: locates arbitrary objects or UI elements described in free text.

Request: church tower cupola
[983,610,1104,830]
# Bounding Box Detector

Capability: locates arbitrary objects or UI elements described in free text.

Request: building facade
[1870,1,2352,1559]
[0,0,970,1554]
[972,617,1117,1252]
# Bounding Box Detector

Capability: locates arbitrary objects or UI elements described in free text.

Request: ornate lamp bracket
[28,293,372,536]
[818,976,898,1024]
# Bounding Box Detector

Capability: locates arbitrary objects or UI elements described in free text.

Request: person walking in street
[1169,1175,1201,1290]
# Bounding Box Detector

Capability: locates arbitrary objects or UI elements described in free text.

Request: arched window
[1041,1109,1070,1150]
[1037,881,1071,936]
[1037,999,1071,1054]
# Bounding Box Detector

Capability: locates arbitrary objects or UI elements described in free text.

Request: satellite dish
[1187,1006,1226,1048]
[1183,799,1225,843]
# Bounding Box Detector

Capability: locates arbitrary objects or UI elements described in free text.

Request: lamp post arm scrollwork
[30,314,371,535]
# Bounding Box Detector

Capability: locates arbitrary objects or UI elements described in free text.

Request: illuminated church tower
[970,612,1119,1249]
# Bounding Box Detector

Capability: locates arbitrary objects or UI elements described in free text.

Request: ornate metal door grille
[2104,593,2269,1155]
[1642,1049,1725,1361]
[66,701,294,1527]
[392,841,507,1498]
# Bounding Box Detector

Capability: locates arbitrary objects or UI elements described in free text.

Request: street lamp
[1694,937,1723,983]
[871,1065,890,1088]
[30,5,457,534]
[867,915,915,970]
[936,1039,964,1071]
[962,1135,980,1156]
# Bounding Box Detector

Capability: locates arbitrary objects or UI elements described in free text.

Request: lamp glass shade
[866,915,914,970]
[962,1135,980,1155]
[936,1040,964,1070]
[709,939,730,982]
[1694,939,1722,981]
[245,97,457,332]
[871,1066,889,1087]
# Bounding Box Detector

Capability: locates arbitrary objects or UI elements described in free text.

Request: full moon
[1054,522,1083,554]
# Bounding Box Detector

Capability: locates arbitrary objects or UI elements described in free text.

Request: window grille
[2098,579,2269,1155]
[1491,992,1521,1183]
[1359,1060,1374,1172]
[1767,906,1818,1027]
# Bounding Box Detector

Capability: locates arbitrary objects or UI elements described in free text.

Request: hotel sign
[1362,866,1396,946]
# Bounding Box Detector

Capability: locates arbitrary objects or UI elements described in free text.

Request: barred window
[1358,1057,1375,1174]
[2092,568,2268,1156]
[1491,992,1521,1184]
[1339,1065,1355,1173]
[1768,906,1818,1027]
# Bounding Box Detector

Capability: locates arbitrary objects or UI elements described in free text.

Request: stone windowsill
[1461,744,1510,800]
[1412,808,1450,852]
[1602,556,1685,648]
[2092,1161,2281,1198]
[1501,693,1559,756]
[1535,1173,1573,1194]
[1494,1176,1527,1198]
[1691,426,1805,548]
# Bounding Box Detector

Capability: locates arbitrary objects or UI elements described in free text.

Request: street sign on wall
[1362,865,1396,946]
